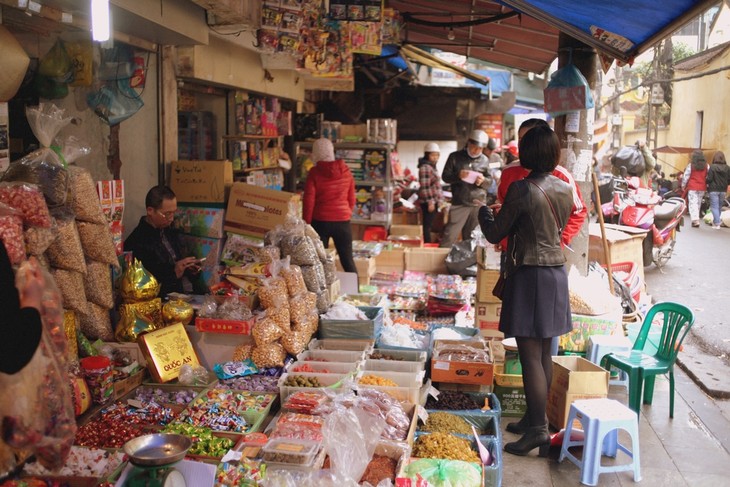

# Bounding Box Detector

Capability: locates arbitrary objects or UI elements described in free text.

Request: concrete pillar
[553,33,598,276]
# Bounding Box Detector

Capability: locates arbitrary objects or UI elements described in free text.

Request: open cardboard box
[430,339,494,386]
[547,356,609,429]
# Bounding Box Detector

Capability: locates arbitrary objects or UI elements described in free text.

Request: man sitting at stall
[124,185,202,297]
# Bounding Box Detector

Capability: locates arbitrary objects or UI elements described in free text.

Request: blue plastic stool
[587,335,632,391]
[558,398,641,486]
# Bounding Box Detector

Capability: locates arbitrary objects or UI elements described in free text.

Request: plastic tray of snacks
[416,411,501,444]
[307,338,375,352]
[363,358,425,374]
[319,306,385,339]
[369,349,428,363]
[410,432,502,487]
[173,389,276,434]
[261,438,321,468]
[287,360,359,375]
[277,372,350,403]
[424,391,502,420]
[356,370,425,404]
[125,385,201,409]
[296,349,365,363]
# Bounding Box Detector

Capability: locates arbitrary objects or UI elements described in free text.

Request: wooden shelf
[221,134,283,141]
[233,166,284,174]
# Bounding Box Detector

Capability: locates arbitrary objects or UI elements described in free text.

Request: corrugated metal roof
[674,40,730,70]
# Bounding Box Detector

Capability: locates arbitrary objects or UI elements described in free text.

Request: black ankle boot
[506,414,529,434]
[504,425,550,457]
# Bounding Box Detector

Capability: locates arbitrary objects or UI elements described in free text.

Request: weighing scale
[120,434,192,487]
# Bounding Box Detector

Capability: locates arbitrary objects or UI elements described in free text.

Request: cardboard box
[476,267,501,303]
[391,211,420,225]
[476,244,502,270]
[354,256,376,277]
[547,356,609,430]
[494,382,526,417]
[559,310,622,353]
[475,302,502,339]
[588,223,647,282]
[113,369,146,400]
[375,248,405,273]
[170,160,233,204]
[431,339,494,385]
[173,206,226,239]
[388,224,423,247]
[404,247,450,274]
[224,183,300,238]
[194,317,255,334]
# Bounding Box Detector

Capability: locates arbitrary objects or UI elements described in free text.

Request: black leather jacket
[441,148,491,206]
[478,173,573,277]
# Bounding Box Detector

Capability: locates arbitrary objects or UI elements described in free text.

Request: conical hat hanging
[0,25,30,102]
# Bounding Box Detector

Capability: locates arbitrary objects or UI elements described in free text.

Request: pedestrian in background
[477,125,573,457]
[683,150,709,227]
[706,150,730,229]
[440,130,491,248]
[418,142,443,244]
[302,137,357,274]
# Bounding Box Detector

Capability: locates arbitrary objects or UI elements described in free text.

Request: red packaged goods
[0,213,25,265]
[283,391,328,414]
[0,182,52,228]
[270,419,323,442]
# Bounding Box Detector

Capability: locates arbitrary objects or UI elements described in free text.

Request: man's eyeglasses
[157,210,176,219]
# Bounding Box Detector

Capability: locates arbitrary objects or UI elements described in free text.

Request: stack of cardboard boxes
[474,244,503,339]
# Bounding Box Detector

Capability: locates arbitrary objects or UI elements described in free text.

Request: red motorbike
[601,176,686,268]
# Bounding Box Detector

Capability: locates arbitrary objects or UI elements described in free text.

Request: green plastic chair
[600,302,695,418]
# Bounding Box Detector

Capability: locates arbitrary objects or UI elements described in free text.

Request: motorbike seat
[654,198,683,229]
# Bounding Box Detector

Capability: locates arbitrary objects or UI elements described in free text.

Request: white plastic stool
[559,398,642,486]
[587,335,632,390]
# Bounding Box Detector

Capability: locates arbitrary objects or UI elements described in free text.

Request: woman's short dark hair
[518,118,550,135]
[145,185,176,209]
[519,125,560,173]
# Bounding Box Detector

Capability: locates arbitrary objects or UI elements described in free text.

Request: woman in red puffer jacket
[303,138,357,274]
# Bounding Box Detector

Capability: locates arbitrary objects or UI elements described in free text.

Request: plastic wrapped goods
[251,342,286,369]
[84,260,113,309]
[51,268,88,314]
[24,223,57,256]
[76,221,118,267]
[0,208,25,265]
[77,302,114,341]
[115,298,163,342]
[2,104,71,208]
[45,217,85,274]
[0,182,53,228]
[67,166,106,224]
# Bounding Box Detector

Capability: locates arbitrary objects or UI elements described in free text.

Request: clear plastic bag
[280,258,307,296]
[2,104,71,208]
[216,296,253,321]
[252,316,284,345]
[281,234,319,266]
[45,217,86,274]
[0,203,25,265]
[24,222,57,256]
[68,165,105,224]
[2,259,77,471]
[86,79,144,125]
[290,291,317,325]
[0,182,53,228]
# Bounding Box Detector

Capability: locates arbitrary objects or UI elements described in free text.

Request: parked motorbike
[601,176,686,268]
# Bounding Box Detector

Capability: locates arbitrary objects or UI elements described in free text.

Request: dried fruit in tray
[413,432,480,463]
[422,412,474,435]
[359,374,398,387]
[424,391,481,411]
[216,374,280,393]
[292,363,330,374]
[359,454,399,486]
[283,375,322,388]
[393,315,429,330]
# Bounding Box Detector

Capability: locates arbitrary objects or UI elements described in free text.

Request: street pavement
[643,214,730,399]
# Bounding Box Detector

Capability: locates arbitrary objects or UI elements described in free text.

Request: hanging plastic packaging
[2,104,71,208]
[544,63,594,116]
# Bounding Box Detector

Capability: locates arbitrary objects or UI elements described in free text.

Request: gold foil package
[162,299,195,326]
[63,310,79,363]
[115,298,163,342]
[120,258,160,302]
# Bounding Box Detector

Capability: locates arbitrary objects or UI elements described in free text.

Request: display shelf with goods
[223,135,287,190]
[178,111,216,160]
[295,141,395,228]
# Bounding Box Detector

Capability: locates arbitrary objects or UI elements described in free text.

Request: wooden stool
[558,398,641,486]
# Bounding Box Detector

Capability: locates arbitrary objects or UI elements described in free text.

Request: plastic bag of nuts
[78,302,114,341]
[84,260,114,309]
[51,268,89,314]
[0,182,53,228]
[68,166,106,224]
[280,263,307,296]
[323,257,337,285]
[258,276,288,309]
[300,263,326,293]
[290,291,317,325]
[280,330,311,356]
[251,342,286,369]
[24,223,57,256]
[233,342,253,362]
[281,235,318,266]
[252,317,284,345]
[292,310,319,336]
[46,217,86,274]
[267,305,291,332]
[76,221,119,268]
[315,291,331,314]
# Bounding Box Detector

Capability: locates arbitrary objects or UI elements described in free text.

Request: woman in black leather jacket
[478,125,573,457]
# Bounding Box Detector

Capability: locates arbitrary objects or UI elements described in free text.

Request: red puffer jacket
[302,159,356,223]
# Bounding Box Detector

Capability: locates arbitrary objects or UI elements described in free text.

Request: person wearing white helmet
[418,142,443,243]
[439,129,491,248]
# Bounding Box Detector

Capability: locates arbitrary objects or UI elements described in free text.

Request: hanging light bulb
[91,0,110,42]
[447,27,456,41]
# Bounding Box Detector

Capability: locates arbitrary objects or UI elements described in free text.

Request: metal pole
[592,171,615,295]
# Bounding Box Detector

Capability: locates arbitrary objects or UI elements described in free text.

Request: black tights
[516,337,554,427]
